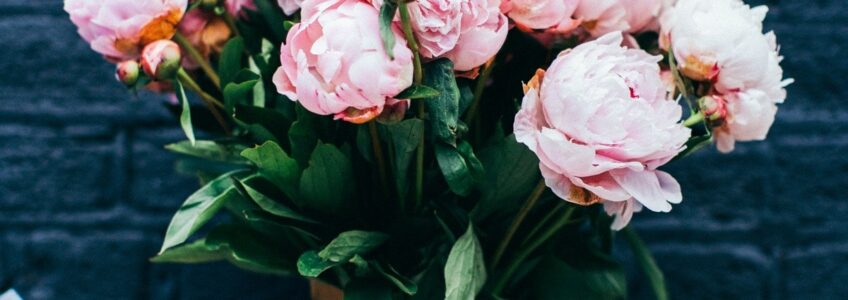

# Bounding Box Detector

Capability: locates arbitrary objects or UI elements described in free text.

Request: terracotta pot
[309,279,343,300]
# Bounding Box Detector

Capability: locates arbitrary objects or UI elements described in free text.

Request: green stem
[492,206,576,296]
[173,32,221,90]
[368,121,392,202]
[222,13,242,37]
[521,201,564,247]
[490,180,546,270]
[683,111,705,127]
[622,227,668,300]
[399,0,426,211]
[177,69,231,135]
[464,59,495,125]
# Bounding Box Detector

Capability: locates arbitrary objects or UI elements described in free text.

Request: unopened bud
[141,40,182,80]
[377,100,409,124]
[699,95,728,123]
[115,60,140,86]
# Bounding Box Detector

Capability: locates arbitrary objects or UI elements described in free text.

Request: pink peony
[225,0,256,18]
[514,33,690,229]
[64,0,188,61]
[278,0,304,15]
[177,9,232,69]
[407,0,508,71]
[500,0,581,34]
[141,40,182,80]
[272,0,414,124]
[574,0,664,38]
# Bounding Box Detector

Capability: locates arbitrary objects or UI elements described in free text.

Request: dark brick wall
[0,0,843,299]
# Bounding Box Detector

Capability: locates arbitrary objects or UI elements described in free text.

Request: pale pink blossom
[500,0,580,32]
[514,33,690,229]
[406,0,508,71]
[64,0,188,61]
[278,0,304,15]
[272,0,414,124]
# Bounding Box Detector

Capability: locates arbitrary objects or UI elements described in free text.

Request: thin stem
[222,13,242,37]
[492,206,576,296]
[463,58,495,126]
[683,111,705,127]
[490,180,546,270]
[368,121,392,202]
[177,69,231,135]
[173,32,221,90]
[399,0,426,211]
[521,202,565,247]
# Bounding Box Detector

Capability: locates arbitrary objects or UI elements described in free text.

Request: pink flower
[500,0,581,34]
[225,0,256,18]
[64,0,188,61]
[278,0,304,15]
[272,0,414,124]
[141,40,182,80]
[574,0,663,38]
[408,0,508,71]
[177,9,232,70]
[514,33,690,229]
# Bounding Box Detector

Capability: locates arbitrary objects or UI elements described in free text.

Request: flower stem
[490,180,546,270]
[683,111,705,127]
[222,13,242,37]
[368,121,392,202]
[464,58,495,126]
[177,68,231,135]
[492,206,576,296]
[398,0,426,211]
[173,32,221,90]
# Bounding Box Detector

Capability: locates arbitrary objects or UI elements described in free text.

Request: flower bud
[699,95,728,123]
[115,60,140,86]
[141,40,182,80]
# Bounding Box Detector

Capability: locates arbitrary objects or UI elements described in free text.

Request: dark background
[0,0,844,299]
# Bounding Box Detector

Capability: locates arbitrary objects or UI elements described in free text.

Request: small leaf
[241,141,300,199]
[234,178,317,224]
[379,1,398,59]
[299,143,355,215]
[396,84,441,100]
[385,119,424,197]
[318,231,389,263]
[373,262,418,296]
[435,142,478,197]
[175,80,196,146]
[159,170,248,252]
[424,59,461,146]
[151,238,226,264]
[219,37,245,87]
[297,250,341,277]
[165,140,249,164]
[224,79,258,115]
[444,224,486,300]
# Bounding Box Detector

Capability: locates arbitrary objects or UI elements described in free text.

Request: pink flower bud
[141,40,182,80]
[699,95,728,123]
[116,60,140,86]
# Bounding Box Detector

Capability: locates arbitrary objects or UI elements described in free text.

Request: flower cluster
[64,0,791,298]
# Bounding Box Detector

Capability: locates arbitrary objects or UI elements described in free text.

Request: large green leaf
[444,224,486,300]
[378,1,398,60]
[299,143,355,215]
[373,262,418,296]
[472,134,541,219]
[219,37,245,88]
[289,106,321,167]
[434,141,483,197]
[234,104,291,143]
[241,141,300,199]
[297,250,340,277]
[424,59,461,145]
[318,231,390,263]
[159,170,248,252]
[151,238,226,264]
[165,140,249,164]
[236,178,317,224]
[255,0,287,42]
[175,80,196,146]
[623,227,668,300]
[224,78,259,115]
[385,119,424,197]
[396,84,440,100]
[526,254,627,300]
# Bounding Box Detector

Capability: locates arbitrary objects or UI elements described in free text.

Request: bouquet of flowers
[65,0,791,298]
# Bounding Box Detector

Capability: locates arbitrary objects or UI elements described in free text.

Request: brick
[783,244,848,299]
[129,127,198,211]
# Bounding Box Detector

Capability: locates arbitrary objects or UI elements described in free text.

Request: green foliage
[473,134,541,220]
[175,80,196,146]
[379,1,398,60]
[165,140,249,164]
[241,141,300,199]
[526,254,627,300]
[297,231,389,277]
[444,225,487,300]
[396,84,441,100]
[299,143,355,215]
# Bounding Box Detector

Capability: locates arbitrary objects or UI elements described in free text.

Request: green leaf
[151,238,226,264]
[297,250,341,277]
[373,262,418,296]
[435,143,472,196]
[318,231,390,263]
[456,140,484,183]
[674,134,713,161]
[299,143,355,215]
[175,80,196,146]
[345,278,395,300]
[379,1,398,60]
[205,224,294,275]
[234,104,291,143]
[255,0,287,42]
[159,170,248,252]
[166,140,249,164]
[235,178,317,224]
[385,119,424,196]
[444,224,486,300]
[219,37,245,88]
[622,227,668,300]
[472,134,541,220]
[289,106,322,167]
[241,141,300,200]
[224,79,259,115]
[526,254,627,300]
[396,84,441,100]
[424,59,461,145]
